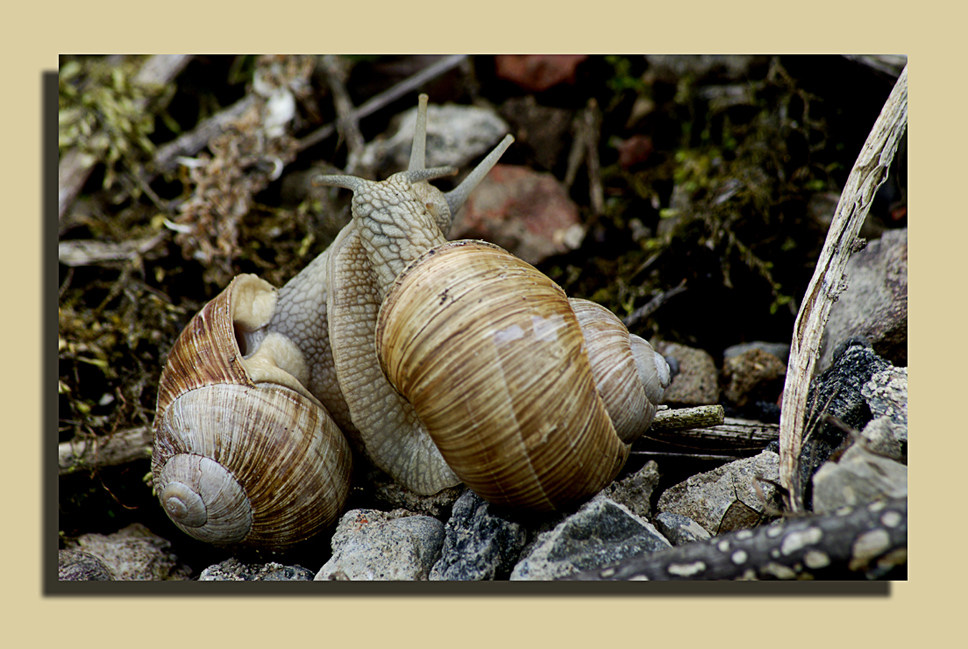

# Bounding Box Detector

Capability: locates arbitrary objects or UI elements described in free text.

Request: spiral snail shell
[152,94,671,550]
[152,275,352,549]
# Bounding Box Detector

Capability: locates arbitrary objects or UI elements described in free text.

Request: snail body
[153,95,671,549]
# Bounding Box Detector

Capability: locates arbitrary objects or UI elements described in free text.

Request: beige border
[9,0,957,646]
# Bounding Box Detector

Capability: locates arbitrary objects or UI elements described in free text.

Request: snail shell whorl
[376,240,629,512]
[569,298,669,443]
[152,275,352,550]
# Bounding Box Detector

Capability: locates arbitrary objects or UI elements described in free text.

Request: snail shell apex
[152,275,352,550]
[376,240,632,512]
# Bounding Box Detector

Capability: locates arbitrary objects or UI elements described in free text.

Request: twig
[296,54,469,153]
[622,280,687,329]
[778,66,907,512]
[59,427,153,476]
[58,55,193,223]
[150,94,259,177]
[650,404,724,431]
[636,416,777,457]
[320,55,367,173]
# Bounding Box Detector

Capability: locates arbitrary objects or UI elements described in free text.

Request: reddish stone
[494,55,588,92]
[616,134,654,168]
[449,164,585,266]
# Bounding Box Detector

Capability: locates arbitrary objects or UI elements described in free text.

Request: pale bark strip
[651,404,725,431]
[58,55,193,223]
[59,427,152,475]
[778,66,907,512]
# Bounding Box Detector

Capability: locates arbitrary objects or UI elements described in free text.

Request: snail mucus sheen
[152,95,672,551]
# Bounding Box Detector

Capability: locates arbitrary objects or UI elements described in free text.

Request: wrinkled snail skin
[153,93,672,549]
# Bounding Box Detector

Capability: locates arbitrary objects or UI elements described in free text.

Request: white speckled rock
[315,509,444,581]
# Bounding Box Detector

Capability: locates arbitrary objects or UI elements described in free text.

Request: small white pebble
[731,550,748,565]
[736,530,754,540]
[718,540,730,552]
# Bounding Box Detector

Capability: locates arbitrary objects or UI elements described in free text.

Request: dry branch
[638,416,777,457]
[296,54,469,153]
[59,427,153,476]
[778,66,907,512]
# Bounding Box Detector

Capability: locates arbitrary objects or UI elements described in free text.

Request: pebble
[722,341,790,364]
[449,164,586,266]
[654,513,712,546]
[314,509,444,581]
[811,445,908,514]
[429,490,528,581]
[58,550,113,581]
[798,342,894,505]
[651,341,720,406]
[61,523,192,581]
[358,103,510,173]
[819,228,907,370]
[199,557,315,581]
[722,347,786,409]
[657,450,781,535]
[494,55,588,92]
[601,460,661,520]
[510,496,672,580]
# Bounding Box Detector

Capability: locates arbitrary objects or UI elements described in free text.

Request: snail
[152,95,672,550]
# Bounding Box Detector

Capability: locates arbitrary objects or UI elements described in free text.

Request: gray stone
[646,55,769,83]
[360,103,509,173]
[859,417,905,463]
[315,509,444,581]
[62,523,192,581]
[862,366,908,434]
[429,490,528,581]
[199,558,315,581]
[651,341,720,406]
[819,228,907,370]
[723,341,790,364]
[722,347,786,408]
[601,460,661,520]
[510,496,672,580]
[799,342,894,507]
[812,444,908,514]
[654,512,712,546]
[58,550,113,581]
[657,450,781,535]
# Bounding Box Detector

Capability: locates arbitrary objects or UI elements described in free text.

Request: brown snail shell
[375,240,669,512]
[152,275,352,550]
